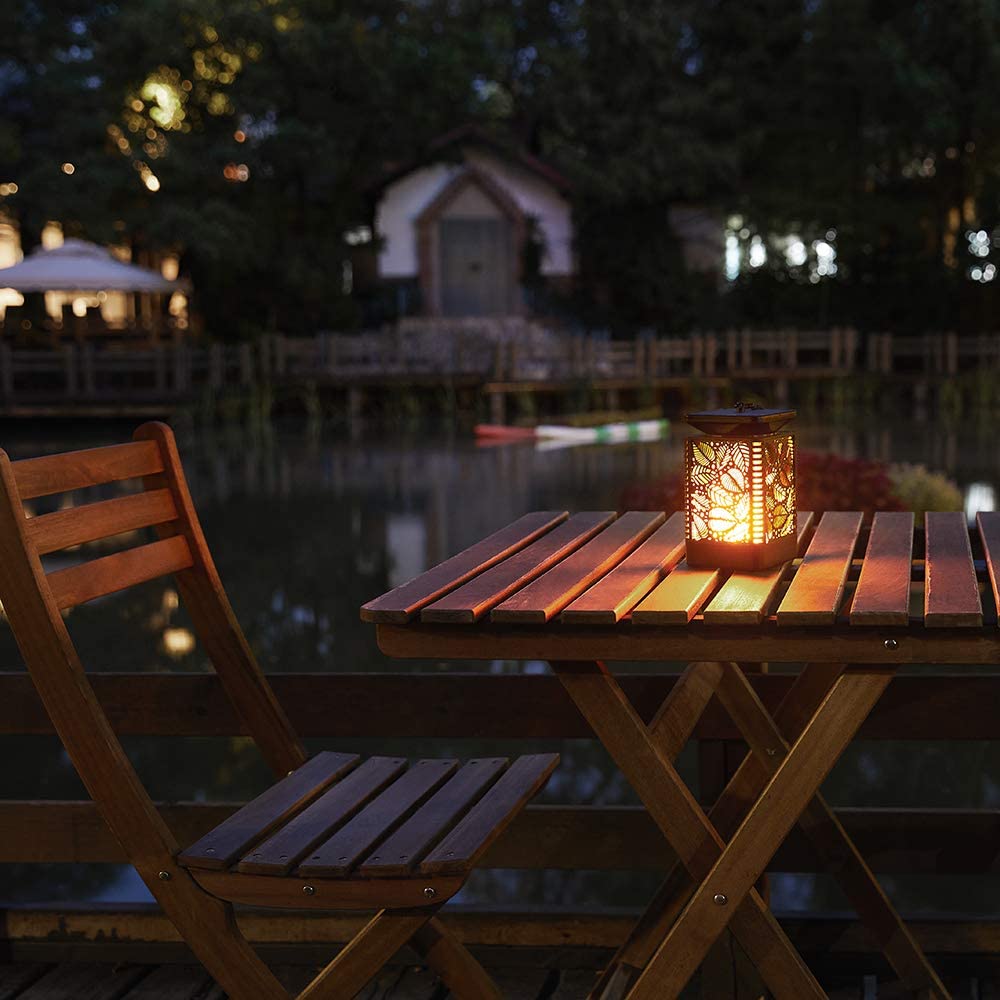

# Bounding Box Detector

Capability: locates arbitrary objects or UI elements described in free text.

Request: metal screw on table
[423,887,437,899]
[766,748,777,756]
[157,871,171,881]
[302,885,315,896]
[713,893,728,906]
[884,638,898,650]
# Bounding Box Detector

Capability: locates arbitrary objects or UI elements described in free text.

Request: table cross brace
[550,659,948,1000]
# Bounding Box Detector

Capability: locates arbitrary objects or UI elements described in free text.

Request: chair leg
[156,875,289,1000]
[412,917,504,1000]
[297,908,434,1000]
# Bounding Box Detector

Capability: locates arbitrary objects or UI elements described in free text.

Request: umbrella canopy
[0,239,185,293]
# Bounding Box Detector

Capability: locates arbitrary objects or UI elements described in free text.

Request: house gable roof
[371,124,571,196]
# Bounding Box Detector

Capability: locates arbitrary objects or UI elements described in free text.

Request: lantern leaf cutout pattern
[685,427,796,570]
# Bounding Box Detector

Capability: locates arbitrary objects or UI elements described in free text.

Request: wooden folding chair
[0,422,558,1000]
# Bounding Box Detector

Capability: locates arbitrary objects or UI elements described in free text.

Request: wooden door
[438,218,510,316]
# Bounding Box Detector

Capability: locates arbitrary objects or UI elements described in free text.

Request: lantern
[684,404,796,570]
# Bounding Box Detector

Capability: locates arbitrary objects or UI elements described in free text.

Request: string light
[61,163,75,175]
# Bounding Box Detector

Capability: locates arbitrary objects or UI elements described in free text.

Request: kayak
[475,419,669,443]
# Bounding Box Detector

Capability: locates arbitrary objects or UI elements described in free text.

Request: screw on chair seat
[177,750,558,910]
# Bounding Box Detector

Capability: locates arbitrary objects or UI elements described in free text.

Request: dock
[0,326,995,419]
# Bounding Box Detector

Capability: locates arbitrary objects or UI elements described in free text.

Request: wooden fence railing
[0,670,997,876]
[1,328,999,406]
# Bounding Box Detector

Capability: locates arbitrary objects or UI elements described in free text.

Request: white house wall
[375,147,574,279]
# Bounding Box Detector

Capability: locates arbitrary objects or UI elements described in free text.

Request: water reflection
[0,417,998,915]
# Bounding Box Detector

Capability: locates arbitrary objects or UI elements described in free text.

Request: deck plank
[421,512,616,623]
[361,511,568,623]
[120,965,215,999]
[492,511,665,623]
[850,512,915,626]
[925,511,982,627]
[560,513,686,624]
[702,513,814,625]
[0,965,50,999]
[776,511,863,626]
[17,964,149,1000]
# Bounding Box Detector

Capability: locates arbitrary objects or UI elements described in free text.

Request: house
[370,127,575,318]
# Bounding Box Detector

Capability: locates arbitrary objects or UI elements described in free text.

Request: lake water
[1,414,998,917]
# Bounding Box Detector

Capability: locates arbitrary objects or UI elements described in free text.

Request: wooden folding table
[363,508,1000,999]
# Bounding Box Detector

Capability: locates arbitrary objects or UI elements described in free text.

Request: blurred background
[3,0,1000,927]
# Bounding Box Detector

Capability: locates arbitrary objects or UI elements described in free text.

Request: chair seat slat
[235,757,407,875]
[776,512,863,626]
[925,511,982,627]
[13,440,163,500]
[29,489,178,556]
[360,511,568,623]
[559,513,686,625]
[492,511,665,623]
[46,535,194,609]
[297,759,459,877]
[177,751,360,870]
[419,754,559,876]
[850,512,915,626]
[358,758,508,877]
[421,512,615,623]
[703,513,815,626]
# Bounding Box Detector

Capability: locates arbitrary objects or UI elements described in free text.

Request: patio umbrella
[0,239,186,293]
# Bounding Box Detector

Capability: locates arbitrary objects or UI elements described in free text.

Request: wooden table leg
[714,662,949,999]
[627,668,894,999]
[594,661,849,1000]
[551,660,826,1000]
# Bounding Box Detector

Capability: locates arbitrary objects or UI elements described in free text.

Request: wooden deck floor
[2,961,1000,999]
[0,962,597,999]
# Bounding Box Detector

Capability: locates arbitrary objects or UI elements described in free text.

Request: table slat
[422,511,616,623]
[849,512,915,626]
[492,511,665,623]
[560,513,686,624]
[702,513,815,626]
[924,511,982,627]
[977,512,1000,628]
[361,511,568,623]
[630,561,722,625]
[776,511,863,626]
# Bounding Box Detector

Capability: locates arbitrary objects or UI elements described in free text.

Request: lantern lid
[685,404,795,436]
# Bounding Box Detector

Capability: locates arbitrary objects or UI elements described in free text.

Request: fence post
[784,330,797,368]
[173,343,188,395]
[63,344,77,397]
[82,344,96,397]
[0,343,12,402]
[946,331,958,376]
[704,333,717,376]
[238,343,253,387]
[208,343,223,390]
[692,334,704,377]
[275,332,288,377]
[153,344,166,395]
[740,329,752,370]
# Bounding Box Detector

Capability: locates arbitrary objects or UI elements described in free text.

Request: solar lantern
[684,403,797,571]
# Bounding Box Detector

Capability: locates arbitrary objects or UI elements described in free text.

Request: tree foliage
[5,0,1000,334]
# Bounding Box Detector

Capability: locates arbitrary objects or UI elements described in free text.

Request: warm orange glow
[162,627,196,658]
[686,436,795,546]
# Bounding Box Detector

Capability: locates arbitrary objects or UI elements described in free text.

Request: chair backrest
[0,422,306,868]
